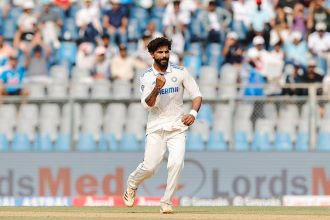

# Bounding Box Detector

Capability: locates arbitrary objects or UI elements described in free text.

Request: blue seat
[77,134,96,151]
[295,132,309,151]
[186,42,203,56]
[317,132,330,151]
[120,133,140,151]
[12,133,31,152]
[127,18,141,41]
[207,131,226,151]
[34,134,53,152]
[274,132,293,151]
[57,42,77,67]
[252,132,272,151]
[183,55,202,78]
[234,131,249,151]
[62,18,78,40]
[3,18,16,40]
[130,6,149,30]
[197,104,213,126]
[186,132,204,151]
[54,133,71,151]
[0,134,9,152]
[206,43,223,69]
[99,133,119,152]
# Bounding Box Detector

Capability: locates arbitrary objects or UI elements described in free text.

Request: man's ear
[149,52,154,58]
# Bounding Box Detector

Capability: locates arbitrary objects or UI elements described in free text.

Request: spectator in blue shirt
[0,51,28,96]
[103,0,128,45]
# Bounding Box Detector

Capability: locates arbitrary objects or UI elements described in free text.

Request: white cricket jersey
[140,63,202,135]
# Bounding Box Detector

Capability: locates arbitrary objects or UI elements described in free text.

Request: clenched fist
[156,74,166,89]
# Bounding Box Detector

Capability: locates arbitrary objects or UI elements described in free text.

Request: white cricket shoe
[123,187,136,207]
[160,203,174,214]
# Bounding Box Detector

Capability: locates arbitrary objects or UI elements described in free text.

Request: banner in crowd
[1,152,330,206]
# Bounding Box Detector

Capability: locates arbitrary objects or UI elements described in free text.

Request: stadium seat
[34,134,53,152]
[197,104,213,127]
[186,42,203,56]
[104,103,126,140]
[206,43,223,69]
[16,104,39,142]
[3,18,16,40]
[47,83,68,98]
[183,55,202,78]
[57,42,77,67]
[317,132,330,151]
[12,133,31,152]
[54,133,71,151]
[207,131,227,151]
[25,83,46,98]
[127,18,141,41]
[112,80,131,99]
[77,133,96,151]
[252,132,272,151]
[0,134,9,152]
[274,132,293,151]
[120,133,140,151]
[295,132,309,151]
[213,104,232,141]
[234,131,249,151]
[70,81,91,98]
[200,85,217,99]
[50,65,70,82]
[61,103,82,141]
[81,103,103,141]
[130,6,149,30]
[99,133,119,152]
[0,104,17,141]
[199,66,218,85]
[91,80,111,99]
[186,132,204,151]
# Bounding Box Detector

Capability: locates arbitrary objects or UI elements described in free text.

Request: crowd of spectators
[0,0,329,96]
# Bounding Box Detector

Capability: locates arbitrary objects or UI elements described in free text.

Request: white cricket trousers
[127,129,186,205]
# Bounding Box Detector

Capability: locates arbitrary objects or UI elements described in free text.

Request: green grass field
[1,206,330,220]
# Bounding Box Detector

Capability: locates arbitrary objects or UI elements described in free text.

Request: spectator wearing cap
[247,36,268,75]
[0,51,28,96]
[222,32,244,65]
[111,45,147,81]
[76,42,95,72]
[308,22,330,73]
[99,34,118,59]
[38,0,62,48]
[76,0,103,44]
[91,46,111,80]
[103,0,128,45]
[282,63,305,96]
[248,0,275,36]
[301,59,324,95]
[16,1,37,42]
[284,31,308,66]
[200,0,231,43]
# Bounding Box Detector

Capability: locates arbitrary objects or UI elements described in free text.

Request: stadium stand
[0,0,329,152]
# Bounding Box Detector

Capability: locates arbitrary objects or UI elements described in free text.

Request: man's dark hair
[147,37,172,53]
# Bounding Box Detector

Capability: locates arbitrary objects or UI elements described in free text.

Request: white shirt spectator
[76,1,102,33]
[308,31,330,56]
[76,42,95,71]
[232,0,251,27]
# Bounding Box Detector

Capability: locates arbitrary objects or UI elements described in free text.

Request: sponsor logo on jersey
[159,87,179,95]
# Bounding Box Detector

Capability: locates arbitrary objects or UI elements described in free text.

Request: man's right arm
[141,74,166,109]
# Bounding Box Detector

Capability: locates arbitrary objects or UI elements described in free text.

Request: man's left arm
[181,68,202,126]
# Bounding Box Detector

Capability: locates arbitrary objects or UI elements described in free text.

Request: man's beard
[154,57,169,69]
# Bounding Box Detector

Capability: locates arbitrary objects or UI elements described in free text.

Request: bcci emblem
[171,77,178,82]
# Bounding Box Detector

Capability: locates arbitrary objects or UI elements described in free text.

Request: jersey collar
[152,63,172,76]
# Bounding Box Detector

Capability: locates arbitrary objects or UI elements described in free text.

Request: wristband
[189,109,198,118]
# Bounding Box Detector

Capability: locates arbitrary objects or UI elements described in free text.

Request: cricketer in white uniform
[123,37,202,214]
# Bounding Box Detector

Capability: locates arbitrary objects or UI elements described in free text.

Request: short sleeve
[182,68,202,99]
